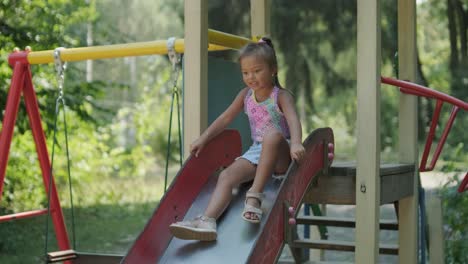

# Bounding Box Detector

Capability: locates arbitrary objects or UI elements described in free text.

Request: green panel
[208,56,252,152]
[310,204,328,239]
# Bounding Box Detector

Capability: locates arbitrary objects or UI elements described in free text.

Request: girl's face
[240,55,276,92]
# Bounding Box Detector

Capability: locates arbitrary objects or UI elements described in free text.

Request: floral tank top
[244,86,290,142]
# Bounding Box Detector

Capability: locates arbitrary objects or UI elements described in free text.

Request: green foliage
[440,176,468,264]
[272,1,401,161]
[1,130,44,213]
[0,0,184,215]
[0,1,116,215]
[439,142,467,264]
[418,0,468,152]
[0,0,105,131]
[420,0,468,251]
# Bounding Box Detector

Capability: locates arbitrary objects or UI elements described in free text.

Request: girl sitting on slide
[169,37,305,241]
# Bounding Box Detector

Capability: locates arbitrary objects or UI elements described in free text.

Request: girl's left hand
[290,142,306,163]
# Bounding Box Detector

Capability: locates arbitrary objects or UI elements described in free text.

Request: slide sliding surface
[158,169,284,263]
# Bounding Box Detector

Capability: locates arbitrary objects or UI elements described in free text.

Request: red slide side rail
[248,127,334,263]
[381,76,468,193]
[122,130,241,263]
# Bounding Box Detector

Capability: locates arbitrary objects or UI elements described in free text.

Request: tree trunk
[454,0,467,60]
[416,54,431,139]
[302,58,314,113]
[448,0,468,101]
[447,0,459,70]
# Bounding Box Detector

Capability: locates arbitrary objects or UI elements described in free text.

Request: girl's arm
[278,89,305,162]
[191,87,248,156]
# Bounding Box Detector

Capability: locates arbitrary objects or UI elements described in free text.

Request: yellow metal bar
[207,29,254,49]
[208,44,230,51]
[25,30,251,65]
[28,39,185,64]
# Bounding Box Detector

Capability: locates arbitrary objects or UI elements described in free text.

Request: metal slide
[122,128,334,264]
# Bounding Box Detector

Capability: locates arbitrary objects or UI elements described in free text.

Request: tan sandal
[169,215,217,241]
[241,191,264,224]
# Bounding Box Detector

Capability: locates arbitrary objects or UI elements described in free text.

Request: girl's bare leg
[246,130,291,220]
[204,158,256,219]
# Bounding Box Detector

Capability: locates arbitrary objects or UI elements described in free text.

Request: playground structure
[0,0,467,263]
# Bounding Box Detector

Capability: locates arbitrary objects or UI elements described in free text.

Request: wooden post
[397,1,418,263]
[183,0,208,158]
[355,0,381,263]
[426,192,444,263]
[250,0,270,39]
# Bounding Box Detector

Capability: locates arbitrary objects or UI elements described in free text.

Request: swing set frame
[0,51,71,252]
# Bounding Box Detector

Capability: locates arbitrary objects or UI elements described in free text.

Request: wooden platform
[304,161,415,205]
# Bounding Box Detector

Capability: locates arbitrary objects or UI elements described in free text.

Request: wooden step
[292,239,398,255]
[296,216,398,230]
[47,249,78,263]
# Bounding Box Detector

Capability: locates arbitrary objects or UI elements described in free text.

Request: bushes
[440,175,468,263]
[1,130,45,213]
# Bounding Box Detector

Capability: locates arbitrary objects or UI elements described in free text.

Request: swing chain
[44,47,76,260]
[164,38,183,193]
[53,47,67,99]
[167,37,181,93]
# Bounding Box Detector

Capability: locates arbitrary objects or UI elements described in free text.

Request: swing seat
[47,249,78,263]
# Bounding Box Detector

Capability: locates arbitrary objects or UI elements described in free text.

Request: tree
[447,0,468,101]
[0,0,104,133]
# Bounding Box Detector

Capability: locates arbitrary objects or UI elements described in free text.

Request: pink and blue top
[244,86,290,143]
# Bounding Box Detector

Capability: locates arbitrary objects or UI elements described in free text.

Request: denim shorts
[238,139,291,165]
[238,141,263,165]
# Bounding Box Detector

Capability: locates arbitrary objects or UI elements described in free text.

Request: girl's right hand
[190,137,206,157]
[290,142,305,163]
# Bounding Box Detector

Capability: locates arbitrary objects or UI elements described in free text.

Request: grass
[0,169,179,264]
[0,202,156,263]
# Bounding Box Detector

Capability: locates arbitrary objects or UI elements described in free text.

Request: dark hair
[238,37,282,88]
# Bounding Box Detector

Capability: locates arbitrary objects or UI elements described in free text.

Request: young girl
[169,37,305,241]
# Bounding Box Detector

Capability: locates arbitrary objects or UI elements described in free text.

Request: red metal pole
[458,172,468,193]
[428,106,460,171]
[22,66,72,252]
[400,87,434,99]
[0,209,48,223]
[0,62,26,201]
[382,76,467,192]
[419,100,443,172]
[381,77,468,110]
